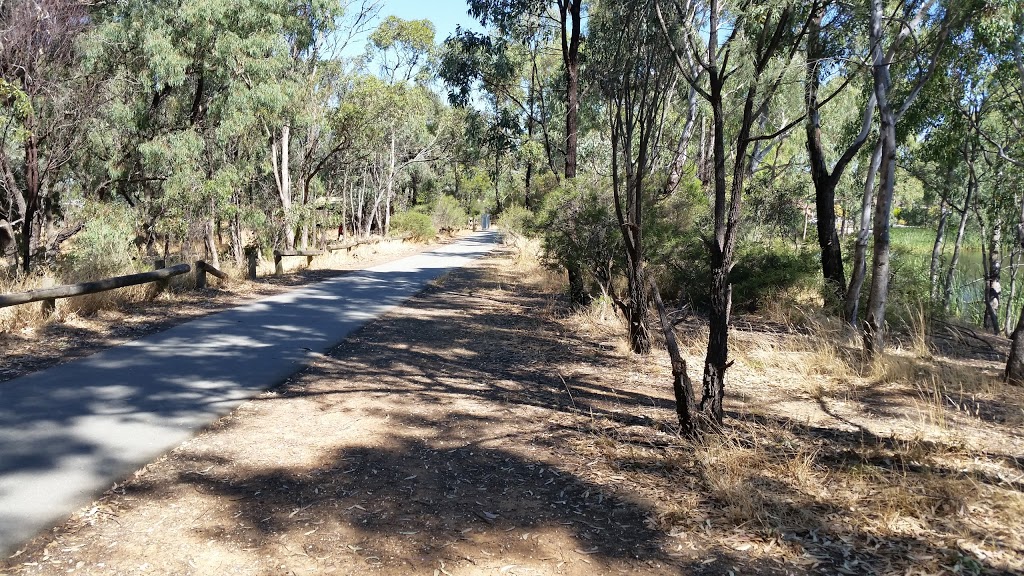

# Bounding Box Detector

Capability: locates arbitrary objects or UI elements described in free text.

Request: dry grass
[515,254,1024,574]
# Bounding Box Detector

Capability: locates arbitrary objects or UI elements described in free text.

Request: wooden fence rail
[273,249,324,275]
[0,264,191,311]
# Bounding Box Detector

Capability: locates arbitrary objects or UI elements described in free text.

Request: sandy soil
[2,245,1023,576]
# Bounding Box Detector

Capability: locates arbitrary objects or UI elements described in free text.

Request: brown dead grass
[3,246,1023,575]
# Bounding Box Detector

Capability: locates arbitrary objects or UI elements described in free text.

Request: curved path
[0,231,497,555]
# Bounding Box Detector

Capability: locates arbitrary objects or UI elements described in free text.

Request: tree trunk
[864,0,897,357]
[561,0,581,179]
[984,218,1002,333]
[663,85,699,197]
[1007,304,1024,385]
[844,140,882,324]
[204,221,219,271]
[272,124,295,250]
[804,3,876,305]
[385,130,396,235]
[701,259,731,423]
[814,177,846,304]
[230,207,243,265]
[942,172,975,313]
[625,259,650,354]
[929,191,950,302]
[20,125,40,272]
[1004,201,1024,337]
[651,277,698,433]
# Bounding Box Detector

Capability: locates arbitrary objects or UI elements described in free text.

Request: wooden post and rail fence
[1,236,392,312]
[0,259,229,314]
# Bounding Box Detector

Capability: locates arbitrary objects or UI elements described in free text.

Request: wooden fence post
[195,260,207,289]
[154,259,168,292]
[244,247,258,281]
[275,253,284,276]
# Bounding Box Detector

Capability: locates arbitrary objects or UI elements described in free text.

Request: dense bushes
[497,205,532,243]
[665,240,820,313]
[536,182,621,297]
[61,203,138,281]
[432,194,467,233]
[390,210,436,241]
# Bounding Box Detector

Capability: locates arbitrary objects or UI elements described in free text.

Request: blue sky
[342,0,483,58]
[377,0,480,41]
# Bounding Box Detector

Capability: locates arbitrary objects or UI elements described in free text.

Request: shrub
[497,204,533,243]
[390,210,436,242]
[61,203,138,282]
[537,182,621,297]
[667,240,820,314]
[432,194,467,233]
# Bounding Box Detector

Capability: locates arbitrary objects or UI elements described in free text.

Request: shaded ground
[3,246,1023,575]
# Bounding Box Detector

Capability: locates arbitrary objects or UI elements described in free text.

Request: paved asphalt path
[0,231,497,555]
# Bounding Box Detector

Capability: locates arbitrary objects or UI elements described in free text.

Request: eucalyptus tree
[270,0,379,250]
[0,0,96,272]
[87,0,301,261]
[446,0,588,304]
[859,0,972,355]
[656,0,813,429]
[460,0,585,179]
[589,0,678,354]
[803,0,875,306]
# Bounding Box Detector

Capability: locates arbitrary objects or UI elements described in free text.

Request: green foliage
[668,241,820,314]
[432,194,468,232]
[369,15,436,83]
[390,210,436,241]
[497,204,533,242]
[61,203,138,281]
[537,181,621,295]
[0,78,32,124]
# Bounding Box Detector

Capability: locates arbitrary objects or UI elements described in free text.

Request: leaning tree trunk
[651,277,698,434]
[1007,304,1024,385]
[942,172,975,313]
[864,0,898,358]
[929,191,950,302]
[844,140,882,325]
